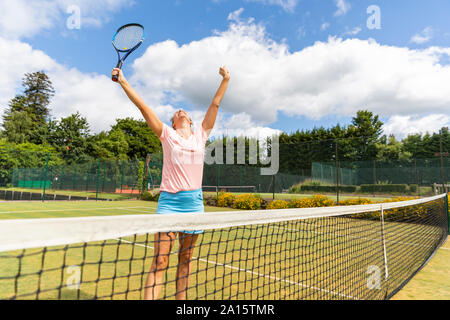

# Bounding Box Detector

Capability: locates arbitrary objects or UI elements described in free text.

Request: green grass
[391,238,450,300]
[0,200,448,300]
[2,187,138,201]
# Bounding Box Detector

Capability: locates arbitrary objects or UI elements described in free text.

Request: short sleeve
[196,125,210,145]
[159,123,173,142]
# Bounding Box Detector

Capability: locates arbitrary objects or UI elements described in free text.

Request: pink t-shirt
[159,124,209,193]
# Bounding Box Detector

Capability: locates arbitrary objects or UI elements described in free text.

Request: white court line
[117,238,357,300]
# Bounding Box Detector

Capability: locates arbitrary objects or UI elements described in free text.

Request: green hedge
[360,184,407,193]
[300,185,357,193]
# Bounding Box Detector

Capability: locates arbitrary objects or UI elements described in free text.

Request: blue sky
[0,0,449,138]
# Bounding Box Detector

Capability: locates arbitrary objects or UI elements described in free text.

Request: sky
[0,0,449,140]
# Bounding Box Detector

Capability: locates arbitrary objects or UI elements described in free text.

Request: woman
[111,66,230,300]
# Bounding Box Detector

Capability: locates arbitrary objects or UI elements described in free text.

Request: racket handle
[112,61,123,82]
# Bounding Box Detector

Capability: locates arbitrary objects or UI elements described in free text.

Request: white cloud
[411,26,434,45]
[344,26,362,36]
[130,17,450,130]
[383,114,450,139]
[334,0,351,17]
[227,8,245,22]
[321,22,330,31]
[244,0,299,12]
[0,0,132,39]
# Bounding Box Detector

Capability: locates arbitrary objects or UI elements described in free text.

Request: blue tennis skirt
[156,189,204,234]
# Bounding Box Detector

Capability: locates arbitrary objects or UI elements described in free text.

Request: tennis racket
[112,23,145,82]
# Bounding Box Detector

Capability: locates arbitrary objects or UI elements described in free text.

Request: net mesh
[0,195,447,300]
[113,24,144,51]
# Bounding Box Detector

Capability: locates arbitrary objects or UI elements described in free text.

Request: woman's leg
[144,232,176,300]
[175,233,199,300]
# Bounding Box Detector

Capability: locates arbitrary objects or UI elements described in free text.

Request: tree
[376,135,412,160]
[348,110,384,161]
[88,129,130,160]
[1,111,34,144]
[22,71,54,125]
[1,72,54,144]
[111,118,161,160]
[48,112,92,164]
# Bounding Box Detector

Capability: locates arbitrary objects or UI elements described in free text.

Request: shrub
[141,191,160,202]
[217,193,236,207]
[266,200,290,210]
[300,185,357,193]
[409,184,418,193]
[339,198,374,206]
[233,194,261,210]
[360,184,408,193]
[289,195,335,208]
[203,194,217,207]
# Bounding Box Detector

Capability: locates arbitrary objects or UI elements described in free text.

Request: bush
[360,184,407,193]
[141,191,160,202]
[409,184,418,193]
[266,200,290,209]
[339,198,373,206]
[300,185,357,193]
[233,194,261,210]
[289,195,335,208]
[217,193,235,207]
[203,194,217,207]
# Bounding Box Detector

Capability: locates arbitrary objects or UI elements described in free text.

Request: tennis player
[112,66,230,300]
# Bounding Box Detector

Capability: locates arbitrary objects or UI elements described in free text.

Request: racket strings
[113,25,144,51]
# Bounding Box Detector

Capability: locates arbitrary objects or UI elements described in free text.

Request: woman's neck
[176,126,192,139]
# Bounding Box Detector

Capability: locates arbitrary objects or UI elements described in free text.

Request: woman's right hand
[112,68,126,84]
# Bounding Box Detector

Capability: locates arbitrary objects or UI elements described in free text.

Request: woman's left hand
[219,66,230,81]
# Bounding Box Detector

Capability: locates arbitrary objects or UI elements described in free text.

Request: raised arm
[112,68,164,137]
[202,67,230,132]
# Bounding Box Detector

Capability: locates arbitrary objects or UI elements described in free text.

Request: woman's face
[172,109,192,129]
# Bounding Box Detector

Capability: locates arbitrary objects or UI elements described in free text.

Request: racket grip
[112,61,123,82]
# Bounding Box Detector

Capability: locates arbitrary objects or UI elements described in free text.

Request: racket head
[112,23,145,52]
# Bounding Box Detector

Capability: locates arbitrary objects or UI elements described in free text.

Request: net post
[380,203,389,291]
[42,153,50,202]
[446,193,449,235]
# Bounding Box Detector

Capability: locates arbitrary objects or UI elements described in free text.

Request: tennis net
[0,194,447,300]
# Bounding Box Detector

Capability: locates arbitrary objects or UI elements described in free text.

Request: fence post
[73,164,77,191]
[446,193,449,235]
[96,159,101,201]
[440,129,447,194]
[335,140,340,205]
[120,160,125,193]
[272,174,275,200]
[42,153,50,202]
